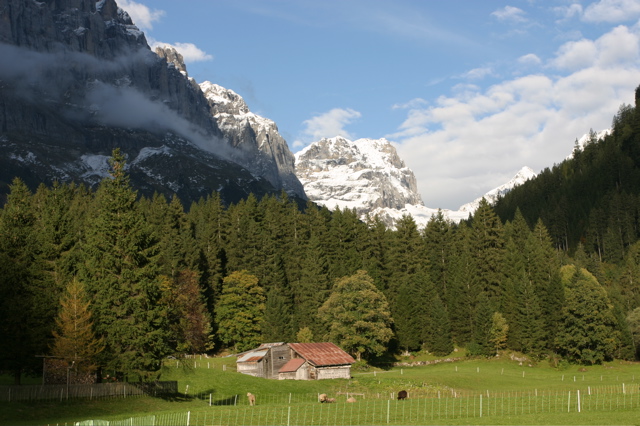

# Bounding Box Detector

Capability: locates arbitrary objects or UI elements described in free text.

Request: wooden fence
[0,381,178,402]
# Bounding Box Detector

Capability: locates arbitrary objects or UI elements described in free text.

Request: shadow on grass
[194,389,241,406]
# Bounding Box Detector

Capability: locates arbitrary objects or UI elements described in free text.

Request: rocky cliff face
[200,82,304,197]
[0,0,304,205]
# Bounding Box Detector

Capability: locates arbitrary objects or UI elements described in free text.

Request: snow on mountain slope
[295,136,536,228]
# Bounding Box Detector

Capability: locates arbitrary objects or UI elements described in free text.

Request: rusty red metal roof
[279,358,306,373]
[288,343,355,367]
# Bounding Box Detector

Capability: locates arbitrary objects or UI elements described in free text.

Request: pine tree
[50,278,104,374]
[79,149,169,379]
[318,270,394,360]
[423,210,453,299]
[427,294,454,356]
[468,293,495,357]
[394,281,428,352]
[0,179,41,383]
[470,199,505,303]
[216,270,265,352]
[446,222,475,345]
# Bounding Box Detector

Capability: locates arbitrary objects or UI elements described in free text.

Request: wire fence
[0,381,177,402]
[73,383,640,425]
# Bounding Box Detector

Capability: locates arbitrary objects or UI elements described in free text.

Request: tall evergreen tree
[426,294,454,356]
[423,210,453,299]
[0,179,42,383]
[216,270,265,352]
[79,149,169,379]
[470,199,505,303]
[446,222,475,345]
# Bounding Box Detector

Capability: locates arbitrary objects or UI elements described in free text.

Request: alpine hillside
[0,0,305,206]
[295,136,536,228]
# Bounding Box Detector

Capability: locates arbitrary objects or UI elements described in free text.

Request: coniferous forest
[4,89,640,385]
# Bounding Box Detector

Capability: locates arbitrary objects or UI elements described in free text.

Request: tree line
[4,101,640,381]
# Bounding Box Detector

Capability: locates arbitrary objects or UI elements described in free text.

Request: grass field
[2,355,640,425]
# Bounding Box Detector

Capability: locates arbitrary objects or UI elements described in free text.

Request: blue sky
[120,0,640,210]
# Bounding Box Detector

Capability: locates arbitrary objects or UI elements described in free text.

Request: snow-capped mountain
[568,129,611,159]
[295,137,536,228]
[295,136,422,211]
[458,166,537,214]
[0,0,305,205]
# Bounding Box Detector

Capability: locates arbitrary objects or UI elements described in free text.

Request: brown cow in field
[397,390,408,400]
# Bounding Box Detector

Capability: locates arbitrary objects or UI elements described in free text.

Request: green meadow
[2,355,640,425]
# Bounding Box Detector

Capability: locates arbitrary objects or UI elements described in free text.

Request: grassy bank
[2,355,640,425]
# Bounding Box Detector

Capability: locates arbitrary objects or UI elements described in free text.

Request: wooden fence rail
[0,381,178,402]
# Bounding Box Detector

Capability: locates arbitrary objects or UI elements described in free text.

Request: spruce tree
[427,294,454,356]
[79,149,169,380]
[216,270,265,352]
[446,222,475,345]
[0,179,41,383]
[470,199,505,303]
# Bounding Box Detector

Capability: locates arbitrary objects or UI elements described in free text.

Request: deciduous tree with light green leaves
[216,271,265,352]
[555,264,618,364]
[318,270,393,361]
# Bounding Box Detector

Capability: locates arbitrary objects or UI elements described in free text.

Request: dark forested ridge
[5,87,640,383]
[494,86,640,260]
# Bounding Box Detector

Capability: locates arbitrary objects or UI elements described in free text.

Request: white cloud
[554,3,583,21]
[551,25,639,71]
[294,108,361,148]
[491,6,527,23]
[392,24,640,210]
[583,0,640,23]
[551,39,598,71]
[118,0,165,30]
[462,67,495,80]
[392,98,429,110]
[518,53,542,66]
[151,41,214,63]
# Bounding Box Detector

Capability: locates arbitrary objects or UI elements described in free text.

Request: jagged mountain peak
[295,136,423,217]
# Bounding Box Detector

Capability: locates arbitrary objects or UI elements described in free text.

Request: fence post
[577,390,581,413]
[387,399,390,424]
[480,394,483,417]
[187,410,190,426]
[567,391,571,412]
[287,406,291,426]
